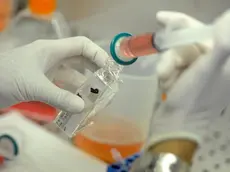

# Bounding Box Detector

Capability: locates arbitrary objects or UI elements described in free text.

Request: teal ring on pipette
[110,32,138,66]
[0,134,19,160]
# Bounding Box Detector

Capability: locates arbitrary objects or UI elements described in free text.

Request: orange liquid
[73,115,144,164]
[0,0,12,31]
[120,33,158,58]
[29,0,56,15]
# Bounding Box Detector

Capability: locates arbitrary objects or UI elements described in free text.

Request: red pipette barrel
[110,32,159,65]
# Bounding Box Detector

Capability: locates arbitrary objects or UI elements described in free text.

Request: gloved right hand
[147,10,230,148]
[156,11,213,91]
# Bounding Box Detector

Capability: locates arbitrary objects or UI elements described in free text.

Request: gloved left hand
[0,37,109,113]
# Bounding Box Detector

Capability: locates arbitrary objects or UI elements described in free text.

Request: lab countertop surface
[0,112,107,172]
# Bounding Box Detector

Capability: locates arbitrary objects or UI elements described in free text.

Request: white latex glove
[156,12,213,91]
[0,37,109,113]
[148,10,230,147]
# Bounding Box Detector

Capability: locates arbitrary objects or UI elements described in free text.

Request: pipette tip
[110,32,138,66]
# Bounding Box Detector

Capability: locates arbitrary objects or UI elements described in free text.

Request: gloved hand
[147,10,230,147]
[156,11,213,91]
[0,37,109,113]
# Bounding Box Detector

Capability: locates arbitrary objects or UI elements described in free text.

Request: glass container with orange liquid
[72,42,159,163]
[74,115,144,164]
[0,0,70,51]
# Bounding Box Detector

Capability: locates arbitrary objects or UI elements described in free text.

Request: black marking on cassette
[77,93,82,98]
[90,88,99,94]
[88,88,100,102]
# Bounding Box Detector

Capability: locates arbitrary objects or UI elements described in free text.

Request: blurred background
[14,0,230,39]
[58,0,230,39]
[0,0,230,171]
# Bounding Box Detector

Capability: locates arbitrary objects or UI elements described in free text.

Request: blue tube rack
[107,153,140,172]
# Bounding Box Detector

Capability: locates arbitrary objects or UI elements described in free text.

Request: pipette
[110,25,212,65]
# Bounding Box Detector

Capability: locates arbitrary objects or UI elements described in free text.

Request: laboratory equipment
[107,153,140,172]
[0,126,22,155]
[110,25,212,65]
[0,0,70,50]
[0,112,107,172]
[0,0,15,32]
[73,41,158,163]
[130,152,189,172]
[54,58,122,137]
[0,124,21,164]
[0,134,19,161]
